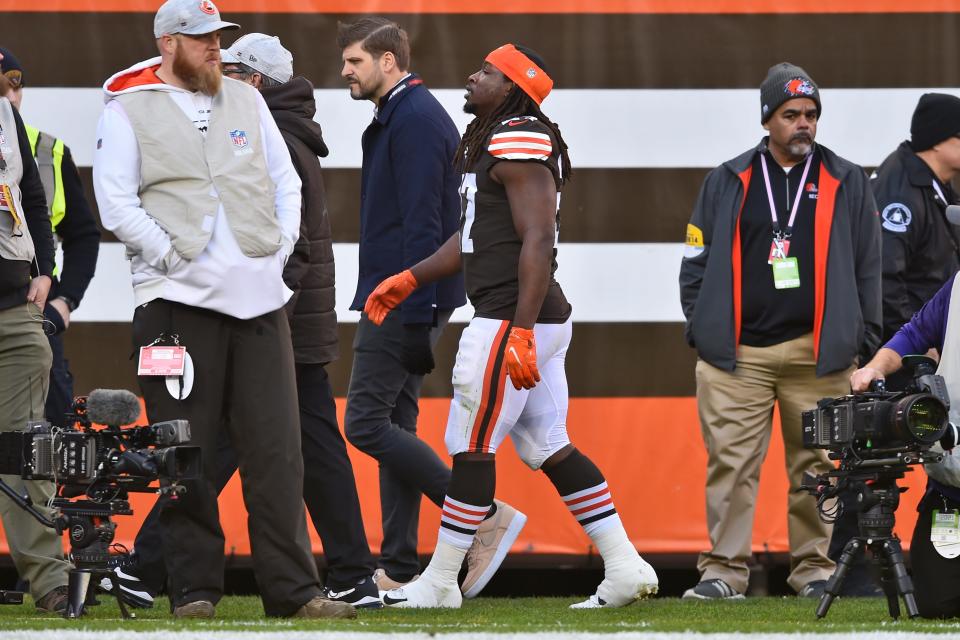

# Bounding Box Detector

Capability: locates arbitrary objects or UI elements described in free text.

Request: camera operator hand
[850,367,885,393]
[849,347,903,392]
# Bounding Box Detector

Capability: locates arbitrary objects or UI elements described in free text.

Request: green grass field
[2,596,960,634]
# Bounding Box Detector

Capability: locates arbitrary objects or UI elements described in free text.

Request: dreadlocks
[456,86,572,185]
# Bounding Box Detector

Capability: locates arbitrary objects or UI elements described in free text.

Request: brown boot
[294,595,357,619]
[173,600,215,618]
[35,585,69,614]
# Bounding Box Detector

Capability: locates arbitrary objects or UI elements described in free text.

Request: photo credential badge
[932,509,960,559]
[772,257,801,289]
[138,345,186,376]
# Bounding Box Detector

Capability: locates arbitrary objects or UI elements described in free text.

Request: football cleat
[570,555,658,609]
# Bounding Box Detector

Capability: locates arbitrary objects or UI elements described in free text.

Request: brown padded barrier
[6,12,960,89]
[64,322,701,398]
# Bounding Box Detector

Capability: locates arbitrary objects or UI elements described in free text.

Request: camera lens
[893,394,948,444]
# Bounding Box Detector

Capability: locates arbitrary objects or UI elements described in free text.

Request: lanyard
[760,152,813,241]
[933,179,948,206]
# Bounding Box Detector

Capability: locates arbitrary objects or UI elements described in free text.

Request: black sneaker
[99,552,155,609]
[798,579,828,598]
[681,578,745,600]
[323,576,383,609]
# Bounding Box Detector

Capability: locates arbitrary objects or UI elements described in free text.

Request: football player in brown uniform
[364,44,658,609]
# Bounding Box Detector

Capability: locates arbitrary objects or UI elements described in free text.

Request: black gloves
[400,323,435,375]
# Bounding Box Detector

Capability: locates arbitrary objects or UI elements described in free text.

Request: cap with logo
[759,62,821,124]
[153,0,240,39]
[0,47,24,88]
[222,33,293,84]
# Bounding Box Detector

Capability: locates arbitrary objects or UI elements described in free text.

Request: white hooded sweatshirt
[93,57,301,319]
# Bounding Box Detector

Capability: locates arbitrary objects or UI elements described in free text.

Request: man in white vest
[851,275,960,617]
[91,0,354,620]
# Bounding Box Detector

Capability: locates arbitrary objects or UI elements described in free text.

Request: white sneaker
[570,555,659,609]
[381,579,462,609]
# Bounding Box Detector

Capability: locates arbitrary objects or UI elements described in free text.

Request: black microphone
[85,389,142,427]
[946,205,960,226]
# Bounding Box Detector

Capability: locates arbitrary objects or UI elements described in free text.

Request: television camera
[0,389,200,618]
[800,355,955,619]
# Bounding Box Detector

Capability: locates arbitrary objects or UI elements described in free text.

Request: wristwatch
[56,295,78,312]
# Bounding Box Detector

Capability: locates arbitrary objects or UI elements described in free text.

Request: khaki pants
[695,333,851,593]
[0,303,70,600]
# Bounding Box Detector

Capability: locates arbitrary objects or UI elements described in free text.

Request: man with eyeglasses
[0,48,101,434]
[0,50,72,614]
[91,0,355,620]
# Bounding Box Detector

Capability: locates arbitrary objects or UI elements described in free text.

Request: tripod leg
[875,546,901,619]
[881,538,919,619]
[64,569,92,619]
[817,538,862,618]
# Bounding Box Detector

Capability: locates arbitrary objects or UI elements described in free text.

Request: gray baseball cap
[153,0,240,38]
[223,33,293,83]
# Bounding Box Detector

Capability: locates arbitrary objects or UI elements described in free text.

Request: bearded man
[91,0,355,620]
[678,62,882,599]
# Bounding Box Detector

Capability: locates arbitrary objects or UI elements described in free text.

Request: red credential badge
[138,346,187,376]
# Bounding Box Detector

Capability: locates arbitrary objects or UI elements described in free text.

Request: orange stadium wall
[0,398,928,558]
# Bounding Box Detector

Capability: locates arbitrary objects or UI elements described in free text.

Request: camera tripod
[55,498,134,619]
[816,473,917,619]
[0,479,135,618]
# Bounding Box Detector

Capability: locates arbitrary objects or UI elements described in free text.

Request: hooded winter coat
[262,77,337,364]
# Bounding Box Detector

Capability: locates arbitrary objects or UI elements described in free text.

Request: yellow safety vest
[24,124,66,233]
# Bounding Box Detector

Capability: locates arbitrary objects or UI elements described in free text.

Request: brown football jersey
[459,116,572,324]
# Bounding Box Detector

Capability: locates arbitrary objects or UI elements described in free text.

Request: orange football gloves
[504,327,541,390]
[364,269,419,325]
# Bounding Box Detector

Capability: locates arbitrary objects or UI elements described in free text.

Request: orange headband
[485,44,553,106]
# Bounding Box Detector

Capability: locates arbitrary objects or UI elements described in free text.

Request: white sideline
[4,632,960,639]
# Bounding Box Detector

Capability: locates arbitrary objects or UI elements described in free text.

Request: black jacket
[679,139,882,377]
[262,77,337,365]
[0,102,53,311]
[871,141,960,343]
[350,74,465,324]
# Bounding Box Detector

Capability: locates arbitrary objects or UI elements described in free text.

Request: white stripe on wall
[21,88,951,169]
[69,243,685,323]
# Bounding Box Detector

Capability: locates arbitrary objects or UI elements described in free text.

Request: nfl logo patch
[229,130,248,150]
